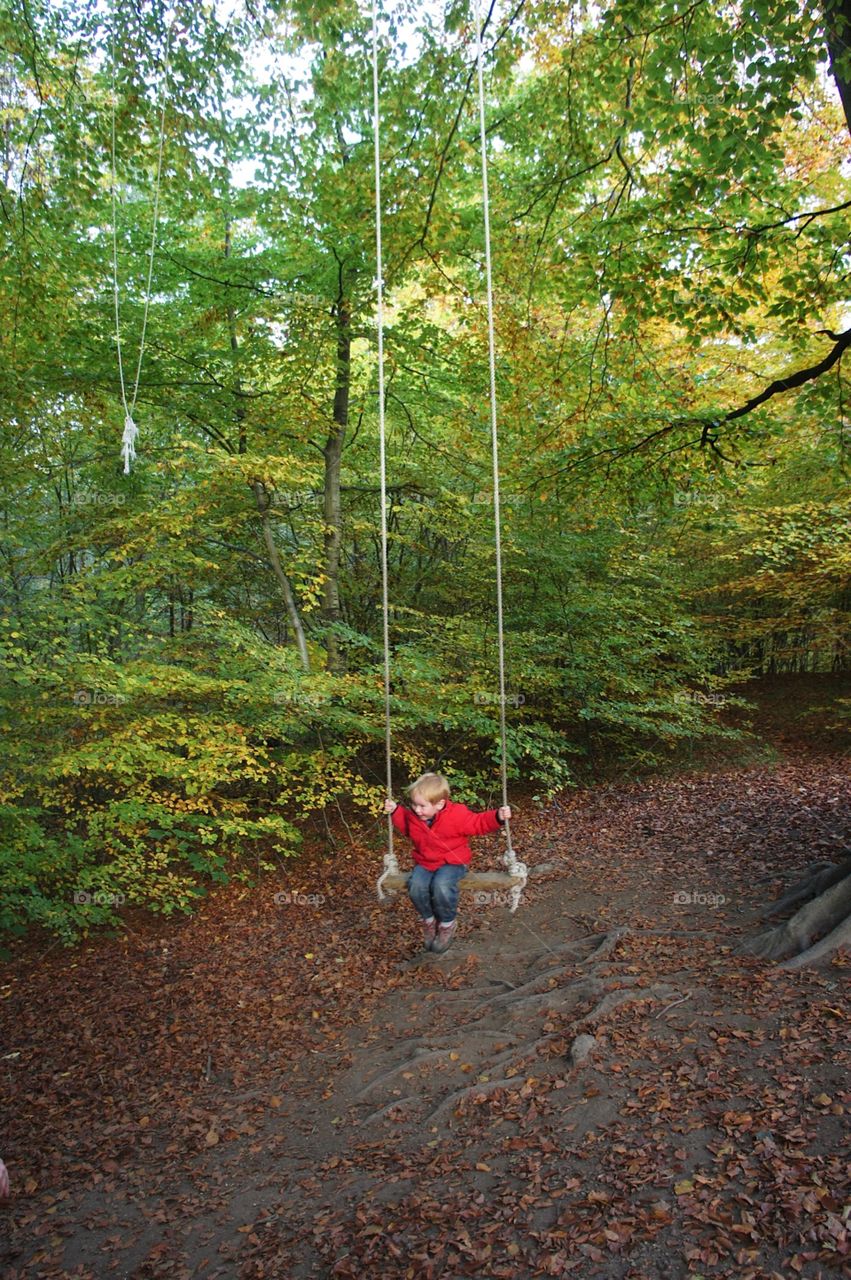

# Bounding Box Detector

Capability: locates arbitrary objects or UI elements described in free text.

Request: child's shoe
[421,917,437,950]
[431,920,457,954]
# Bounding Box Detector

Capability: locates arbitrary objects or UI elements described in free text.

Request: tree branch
[159,250,276,296]
[723,326,851,423]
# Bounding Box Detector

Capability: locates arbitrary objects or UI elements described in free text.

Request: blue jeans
[408,864,468,925]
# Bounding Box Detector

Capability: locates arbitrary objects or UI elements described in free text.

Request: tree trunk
[224,218,308,667]
[224,221,248,457]
[741,858,851,968]
[824,0,851,138]
[253,481,311,673]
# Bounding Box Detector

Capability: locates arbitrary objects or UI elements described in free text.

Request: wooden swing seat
[379,868,526,896]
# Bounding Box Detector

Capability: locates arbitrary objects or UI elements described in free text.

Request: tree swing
[372,0,528,912]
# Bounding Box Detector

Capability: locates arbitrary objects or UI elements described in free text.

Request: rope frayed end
[501,845,528,912]
[376,849,401,900]
[121,415,138,474]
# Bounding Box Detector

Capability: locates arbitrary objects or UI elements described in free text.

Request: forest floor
[1,675,849,1280]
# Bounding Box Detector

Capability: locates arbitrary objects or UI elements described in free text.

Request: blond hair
[407,772,450,803]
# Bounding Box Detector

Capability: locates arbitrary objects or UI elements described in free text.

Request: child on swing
[383,772,511,954]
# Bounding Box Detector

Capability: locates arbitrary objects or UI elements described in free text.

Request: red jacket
[391,799,502,872]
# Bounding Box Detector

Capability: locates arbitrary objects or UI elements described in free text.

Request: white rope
[371,0,399,900]
[110,15,171,474]
[476,0,526,910]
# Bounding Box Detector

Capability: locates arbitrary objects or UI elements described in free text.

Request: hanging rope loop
[110,10,171,473]
[121,415,138,474]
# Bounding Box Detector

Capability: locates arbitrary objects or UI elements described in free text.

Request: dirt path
[1,745,849,1279]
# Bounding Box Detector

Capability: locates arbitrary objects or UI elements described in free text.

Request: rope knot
[121,415,138,474]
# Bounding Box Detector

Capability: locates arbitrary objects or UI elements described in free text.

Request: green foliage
[0,0,847,942]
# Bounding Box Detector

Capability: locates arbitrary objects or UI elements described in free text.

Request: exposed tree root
[527,942,604,973]
[751,860,835,889]
[583,984,679,1025]
[471,969,578,1015]
[425,1075,532,1129]
[760,859,851,919]
[581,928,629,965]
[385,1030,509,1055]
[628,928,713,937]
[781,911,851,970]
[525,932,602,961]
[470,1044,538,1081]
[361,921,697,1137]
[468,1022,600,1095]
[743,866,851,965]
[361,1095,419,1126]
[528,929,707,973]
[356,1049,457,1100]
[425,979,683,1126]
[516,1031,569,1062]
[496,977,605,1019]
[361,913,716,1135]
